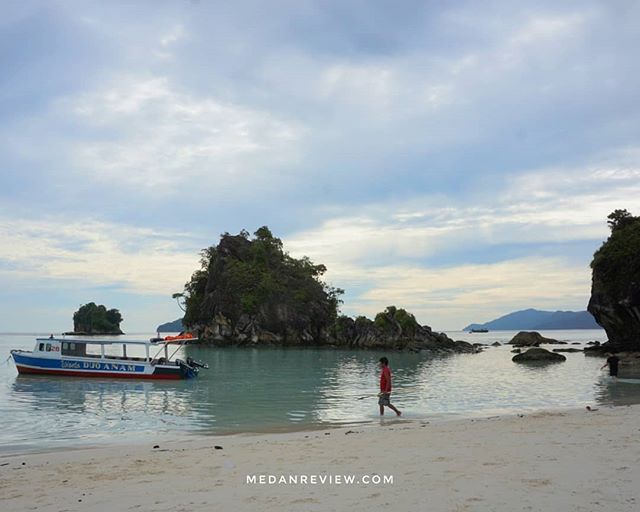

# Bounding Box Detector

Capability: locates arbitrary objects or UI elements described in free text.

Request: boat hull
[11,352,188,380]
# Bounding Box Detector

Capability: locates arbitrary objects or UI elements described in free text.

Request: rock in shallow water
[508,331,559,347]
[512,347,566,363]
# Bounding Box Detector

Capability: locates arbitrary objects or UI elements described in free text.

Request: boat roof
[37,337,160,346]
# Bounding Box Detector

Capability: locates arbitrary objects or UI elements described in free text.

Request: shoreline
[2,404,639,511]
[0,403,600,458]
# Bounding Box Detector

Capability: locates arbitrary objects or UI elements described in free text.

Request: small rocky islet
[175,227,474,354]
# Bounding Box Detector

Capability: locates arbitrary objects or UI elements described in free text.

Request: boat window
[62,342,68,350]
[61,342,87,357]
[46,344,51,352]
[39,343,44,351]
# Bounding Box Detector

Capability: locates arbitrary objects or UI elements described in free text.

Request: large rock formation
[183,228,341,346]
[181,228,474,354]
[332,310,476,353]
[588,210,640,352]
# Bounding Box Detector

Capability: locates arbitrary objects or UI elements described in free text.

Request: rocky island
[587,210,640,354]
[177,227,473,354]
[66,302,124,335]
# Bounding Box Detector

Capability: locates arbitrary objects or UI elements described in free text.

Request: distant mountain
[156,318,184,332]
[463,309,600,331]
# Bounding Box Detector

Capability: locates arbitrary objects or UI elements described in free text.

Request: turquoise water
[1,329,637,454]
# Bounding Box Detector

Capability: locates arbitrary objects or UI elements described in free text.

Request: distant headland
[157,318,184,332]
[464,309,599,331]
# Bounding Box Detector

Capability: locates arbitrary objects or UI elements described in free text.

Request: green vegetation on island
[590,209,640,301]
[72,302,124,335]
[179,226,343,343]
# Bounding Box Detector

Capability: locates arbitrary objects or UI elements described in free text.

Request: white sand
[1,406,639,512]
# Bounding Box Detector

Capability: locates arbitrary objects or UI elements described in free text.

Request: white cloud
[342,257,590,329]
[285,156,640,327]
[0,215,200,295]
[57,76,304,193]
[288,153,639,263]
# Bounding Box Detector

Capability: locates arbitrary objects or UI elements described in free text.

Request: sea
[1,329,638,454]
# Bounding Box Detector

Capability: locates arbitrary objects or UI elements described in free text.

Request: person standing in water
[601,353,620,380]
[378,357,401,416]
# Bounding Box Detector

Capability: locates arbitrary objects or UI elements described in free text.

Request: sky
[1,0,639,332]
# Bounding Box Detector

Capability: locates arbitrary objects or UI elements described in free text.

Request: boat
[10,337,208,380]
[469,328,489,333]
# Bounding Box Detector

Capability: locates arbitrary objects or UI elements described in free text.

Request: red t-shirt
[380,366,392,393]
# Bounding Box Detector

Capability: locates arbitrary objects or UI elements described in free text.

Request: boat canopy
[38,337,162,346]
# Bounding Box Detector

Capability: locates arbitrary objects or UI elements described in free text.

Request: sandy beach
[1,405,639,512]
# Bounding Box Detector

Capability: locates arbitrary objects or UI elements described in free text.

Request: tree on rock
[73,303,124,334]
[181,227,344,343]
[607,209,635,231]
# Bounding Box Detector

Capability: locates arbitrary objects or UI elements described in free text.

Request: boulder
[512,347,566,363]
[552,348,583,353]
[508,331,559,347]
[491,342,501,347]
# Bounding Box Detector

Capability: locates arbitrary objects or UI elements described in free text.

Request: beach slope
[1,406,639,512]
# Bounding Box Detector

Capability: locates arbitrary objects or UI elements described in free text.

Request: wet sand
[1,405,639,512]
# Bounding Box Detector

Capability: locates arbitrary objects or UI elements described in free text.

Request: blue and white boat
[10,337,207,380]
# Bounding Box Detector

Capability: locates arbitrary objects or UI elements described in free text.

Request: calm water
[1,329,638,454]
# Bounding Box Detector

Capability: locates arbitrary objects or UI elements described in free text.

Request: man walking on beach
[378,357,401,416]
[601,353,620,380]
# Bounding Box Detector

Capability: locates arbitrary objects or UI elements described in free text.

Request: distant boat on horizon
[469,328,489,333]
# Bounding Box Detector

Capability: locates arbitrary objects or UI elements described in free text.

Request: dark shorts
[378,393,391,406]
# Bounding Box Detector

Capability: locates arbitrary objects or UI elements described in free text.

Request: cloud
[1,0,638,331]
[287,149,640,264]
[342,257,590,329]
[0,215,200,295]
[284,154,640,327]
[56,76,304,194]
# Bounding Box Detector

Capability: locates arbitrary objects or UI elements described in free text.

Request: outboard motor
[176,358,199,378]
[186,357,209,369]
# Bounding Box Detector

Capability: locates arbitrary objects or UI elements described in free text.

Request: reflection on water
[2,330,640,453]
[594,376,640,406]
[4,376,199,453]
